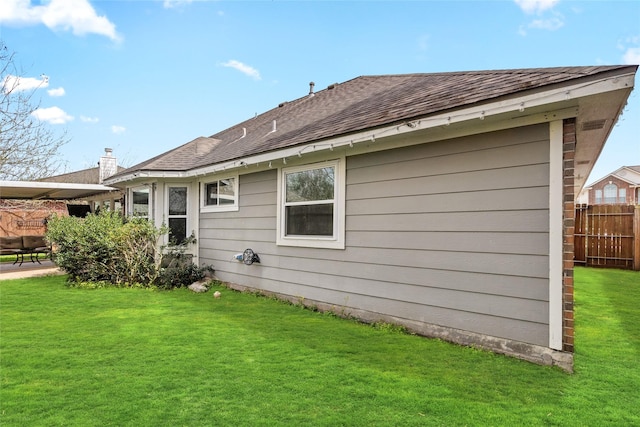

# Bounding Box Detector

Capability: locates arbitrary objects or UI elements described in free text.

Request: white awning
[0,181,119,200]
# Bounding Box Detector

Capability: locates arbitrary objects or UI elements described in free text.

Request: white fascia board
[612,175,640,186]
[105,170,188,185]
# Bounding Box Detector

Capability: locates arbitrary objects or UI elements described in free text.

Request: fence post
[634,205,640,271]
[573,204,586,266]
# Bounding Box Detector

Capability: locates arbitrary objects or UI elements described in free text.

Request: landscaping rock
[188,281,208,293]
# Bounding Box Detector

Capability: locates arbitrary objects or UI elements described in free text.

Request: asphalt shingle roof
[627,165,640,174]
[38,166,126,184]
[114,66,634,177]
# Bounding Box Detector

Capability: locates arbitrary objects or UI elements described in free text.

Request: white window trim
[595,189,602,204]
[277,158,345,249]
[128,184,153,220]
[199,173,239,213]
[165,184,189,245]
[619,187,626,203]
[603,183,618,204]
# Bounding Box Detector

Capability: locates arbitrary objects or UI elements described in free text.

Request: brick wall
[588,175,637,205]
[562,118,575,353]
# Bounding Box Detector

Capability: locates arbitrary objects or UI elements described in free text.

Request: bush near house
[46,211,211,288]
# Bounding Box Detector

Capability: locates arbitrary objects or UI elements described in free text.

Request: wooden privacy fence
[575,204,640,270]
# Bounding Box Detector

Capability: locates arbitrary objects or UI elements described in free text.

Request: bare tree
[0,41,68,181]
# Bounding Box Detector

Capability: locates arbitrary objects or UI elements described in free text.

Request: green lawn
[1,267,638,426]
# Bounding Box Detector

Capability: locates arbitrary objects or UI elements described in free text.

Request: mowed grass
[1,267,638,426]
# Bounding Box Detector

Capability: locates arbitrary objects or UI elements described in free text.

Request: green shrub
[155,233,213,290]
[46,211,213,288]
[46,211,126,282]
[109,216,165,285]
[156,263,214,290]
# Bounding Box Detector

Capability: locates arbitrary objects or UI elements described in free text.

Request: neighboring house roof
[38,166,126,185]
[585,165,640,188]
[626,165,640,174]
[106,65,637,194]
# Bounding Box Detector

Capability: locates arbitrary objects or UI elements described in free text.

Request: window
[619,188,626,204]
[277,159,345,249]
[604,184,618,204]
[595,189,602,204]
[200,175,238,212]
[167,185,188,245]
[130,186,151,219]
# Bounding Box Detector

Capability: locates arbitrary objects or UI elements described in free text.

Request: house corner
[562,118,576,364]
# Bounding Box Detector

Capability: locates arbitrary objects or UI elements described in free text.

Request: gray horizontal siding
[348,187,549,214]
[199,123,551,347]
[348,210,549,232]
[206,243,549,279]
[201,247,547,300]
[347,231,549,255]
[199,254,548,344]
[349,163,549,198]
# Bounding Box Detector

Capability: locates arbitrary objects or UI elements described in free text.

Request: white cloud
[221,60,262,80]
[618,37,640,65]
[514,0,559,14]
[80,115,99,123]
[516,0,564,37]
[111,125,126,134]
[622,47,640,65]
[0,0,121,41]
[2,74,49,94]
[0,0,39,25]
[47,87,65,97]
[163,0,193,9]
[528,16,564,31]
[31,106,74,124]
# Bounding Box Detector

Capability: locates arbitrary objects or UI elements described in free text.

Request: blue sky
[1,0,638,184]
